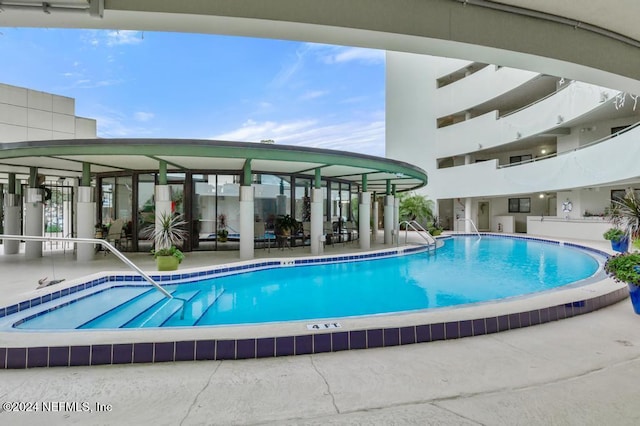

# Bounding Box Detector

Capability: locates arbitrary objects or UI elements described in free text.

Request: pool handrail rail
[398,220,437,248]
[0,234,173,300]
[456,218,482,239]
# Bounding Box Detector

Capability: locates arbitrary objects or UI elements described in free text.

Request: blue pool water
[14,236,602,330]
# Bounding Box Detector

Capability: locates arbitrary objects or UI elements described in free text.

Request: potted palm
[143,212,187,271]
[275,214,297,236]
[605,188,640,314]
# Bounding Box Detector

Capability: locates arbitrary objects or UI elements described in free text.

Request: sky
[0,28,386,155]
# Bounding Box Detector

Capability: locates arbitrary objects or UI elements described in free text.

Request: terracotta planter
[156,255,179,271]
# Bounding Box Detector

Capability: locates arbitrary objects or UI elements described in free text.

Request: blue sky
[0,28,386,155]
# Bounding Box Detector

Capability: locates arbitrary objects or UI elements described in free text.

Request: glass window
[137,174,155,251]
[294,177,311,223]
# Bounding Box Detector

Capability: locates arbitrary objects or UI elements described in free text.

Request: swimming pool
[9,236,604,330]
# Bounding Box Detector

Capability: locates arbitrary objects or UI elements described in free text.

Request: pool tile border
[0,286,628,369]
[0,235,627,369]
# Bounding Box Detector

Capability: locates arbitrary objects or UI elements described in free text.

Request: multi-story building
[0,83,96,142]
[387,52,640,241]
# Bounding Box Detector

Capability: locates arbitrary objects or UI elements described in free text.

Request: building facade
[386,52,640,240]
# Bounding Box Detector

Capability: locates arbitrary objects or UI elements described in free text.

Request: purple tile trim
[332,332,349,351]
[383,328,400,346]
[472,319,486,336]
[275,336,294,357]
[563,304,575,318]
[416,325,430,343]
[49,346,69,367]
[459,320,473,338]
[133,343,153,364]
[0,348,5,369]
[539,308,550,324]
[91,345,112,365]
[445,322,459,339]
[216,340,236,360]
[400,326,416,345]
[176,341,196,361]
[195,340,216,361]
[497,315,509,331]
[154,342,175,362]
[508,313,521,329]
[548,306,559,321]
[7,348,27,369]
[350,330,366,350]
[70,345,91,367]
[256,338,275,358]
[485,317,498,334]
[236,339,256,359]
[313,334,331,353]
[112,344,133,364]
[556,305,568,320]
[530,310,541,326]
[519,312,531,328]
[431,323,445,341]
[367,329,384,348]
[295,335,313,355]
[27,347,48,368]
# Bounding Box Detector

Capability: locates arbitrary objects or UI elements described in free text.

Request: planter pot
[628,284,640,315]
[611,238,629,253]
[156,255,179,271]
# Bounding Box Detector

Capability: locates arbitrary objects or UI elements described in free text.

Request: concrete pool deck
[0,234,639,424]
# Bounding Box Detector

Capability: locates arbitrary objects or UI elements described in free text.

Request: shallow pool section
[11,236,603,330]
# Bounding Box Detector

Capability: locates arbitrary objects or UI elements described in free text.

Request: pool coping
[0,234,628,369]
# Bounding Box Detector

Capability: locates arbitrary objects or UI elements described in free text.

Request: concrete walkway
[0,300,638,425]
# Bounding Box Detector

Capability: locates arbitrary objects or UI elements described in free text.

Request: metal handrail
[398,220,437,247]
[0,234,172,300]
[456,218,482,239]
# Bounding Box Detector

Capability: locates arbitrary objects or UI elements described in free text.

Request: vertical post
[393,185,400,243]
[25,167,43,258]
[310,168,324,255]
[3,173,20,254]
[239,159,254,260]
[465,198,472,233]
[359,174,371,250]
[383,180,394,245]
[77,162,96,261]
[155,161,172,248]
[372,191,379,243]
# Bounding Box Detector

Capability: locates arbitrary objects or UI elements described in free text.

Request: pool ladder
[397,221,437,252]
[0,234,173,300]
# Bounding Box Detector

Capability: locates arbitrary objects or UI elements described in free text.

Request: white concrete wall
[437,66,539,118]
[386,52,440,198]
[437,82,620,158]
[434,124,640,199]
[0,83,97,142]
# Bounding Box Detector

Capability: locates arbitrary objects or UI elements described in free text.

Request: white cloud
[106,30,144,46]
[211,118,385,156]
[300,90,328,100]
[305,43,385,65]
[134,112,155,122]
[80,30,143,47]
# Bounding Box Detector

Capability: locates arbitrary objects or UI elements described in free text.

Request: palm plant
[398,192,435,225]
[609,188,640,244]
[142,212,188,262]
